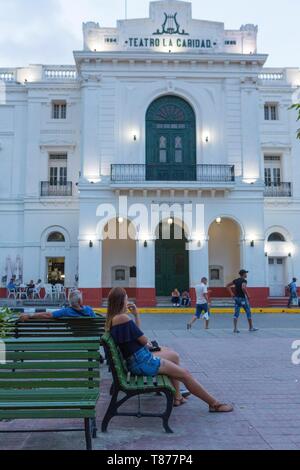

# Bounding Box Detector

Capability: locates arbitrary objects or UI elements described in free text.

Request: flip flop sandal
[209,403,234,413]
[173,397,188,407]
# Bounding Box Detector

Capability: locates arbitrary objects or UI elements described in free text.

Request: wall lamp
[250,240,255,248]
[205,136,209,143]
[133,135,137,141]
[288,253,292,258]
[265,252,268,257]
[144,241,148,248]
[89,240,93,248]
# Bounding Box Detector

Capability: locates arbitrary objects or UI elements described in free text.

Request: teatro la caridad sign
[125,12,217,50]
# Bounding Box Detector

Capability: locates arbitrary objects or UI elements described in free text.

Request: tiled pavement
[1,314,300,450]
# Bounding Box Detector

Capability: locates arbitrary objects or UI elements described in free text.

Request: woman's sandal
[173,397,188,407]
[209,403,234,413]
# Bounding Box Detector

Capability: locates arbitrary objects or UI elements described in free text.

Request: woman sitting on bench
[106,287,233,412]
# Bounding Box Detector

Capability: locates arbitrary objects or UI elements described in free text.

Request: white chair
[32,285,42,300]
[55,284,66,302]
[6,288,16,300]
[44,284,54,301]
[17,285,28,300]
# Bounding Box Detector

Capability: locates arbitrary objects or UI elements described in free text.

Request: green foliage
[0,307,15,338]
[290,103,300,139]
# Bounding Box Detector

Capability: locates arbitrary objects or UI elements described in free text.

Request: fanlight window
[47,232,65,242]
[268,232,285,242]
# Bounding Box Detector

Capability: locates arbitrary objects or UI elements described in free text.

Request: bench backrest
[12,318,106,339]
[101,332,129,389]
[0,337,100,391]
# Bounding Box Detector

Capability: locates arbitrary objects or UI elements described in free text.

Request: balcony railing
[264,182,292,198]
[40,182,73,197]
[111,164,235,183]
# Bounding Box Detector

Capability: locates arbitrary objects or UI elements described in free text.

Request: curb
[95,308,300,315]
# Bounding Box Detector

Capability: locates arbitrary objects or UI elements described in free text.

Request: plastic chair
[32,286,42,300]
[44,284,54,301]
[17,285,28,300]
[55,284,66,302]
[6,288,16,300]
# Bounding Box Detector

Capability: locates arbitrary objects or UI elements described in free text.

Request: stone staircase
[267,297,289,308]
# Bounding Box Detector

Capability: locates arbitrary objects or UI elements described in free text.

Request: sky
[0,0,299,68]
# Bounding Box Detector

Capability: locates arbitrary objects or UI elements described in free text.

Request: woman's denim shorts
[126,346,161,376]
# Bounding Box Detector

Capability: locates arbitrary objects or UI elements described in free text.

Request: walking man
[187,277,210,330]
[226,270,258,334]
[287,278,298,308]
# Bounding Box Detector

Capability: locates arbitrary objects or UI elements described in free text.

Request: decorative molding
[39,141,77,150]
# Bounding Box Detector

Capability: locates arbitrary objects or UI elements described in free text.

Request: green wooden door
[146,96,196,181]
[155,224,190,296]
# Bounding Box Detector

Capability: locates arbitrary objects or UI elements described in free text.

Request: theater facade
[0,0,300,306]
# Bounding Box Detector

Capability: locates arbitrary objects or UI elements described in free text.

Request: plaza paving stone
[0,314,300,450]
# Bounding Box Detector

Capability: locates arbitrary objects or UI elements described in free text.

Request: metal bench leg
[162,390,174,434]
[84,418,93,450]
[91,418,97,439]
[101,390,119,432]
[109,383,115,396]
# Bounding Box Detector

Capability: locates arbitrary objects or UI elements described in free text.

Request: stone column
[136,239,156,307]
[189,239,209,305]
[80,77,102,181]
[78,238,102,307]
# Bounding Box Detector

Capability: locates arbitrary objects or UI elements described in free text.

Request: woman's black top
[110,320,144,359]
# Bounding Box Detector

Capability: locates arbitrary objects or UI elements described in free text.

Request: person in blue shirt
[19,290,96,321]
[7,279,16,292]
[288,278,298,308]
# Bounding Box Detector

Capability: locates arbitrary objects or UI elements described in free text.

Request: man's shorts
[195,303,210,319]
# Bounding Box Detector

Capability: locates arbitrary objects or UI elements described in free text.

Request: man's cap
[239,269,249,276]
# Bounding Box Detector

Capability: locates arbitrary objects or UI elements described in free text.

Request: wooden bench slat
[6,352,100,361]
[0,380,100,389]
[0,371,99,379]
[0,361,99,370]
[0,389,99,400]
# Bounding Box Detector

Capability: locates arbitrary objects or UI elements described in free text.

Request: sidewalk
[1,314,300,450]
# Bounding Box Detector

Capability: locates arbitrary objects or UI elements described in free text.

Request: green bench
[101,332,175,433]
[0,337,101,450]
[12,317,106,339]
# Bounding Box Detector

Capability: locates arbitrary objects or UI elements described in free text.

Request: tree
[290,104,300,139]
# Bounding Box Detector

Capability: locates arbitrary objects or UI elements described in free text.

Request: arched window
[47,232,65,242]
[268,232,285,242]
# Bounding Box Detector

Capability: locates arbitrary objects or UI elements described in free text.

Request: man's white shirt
[195,283,208,305]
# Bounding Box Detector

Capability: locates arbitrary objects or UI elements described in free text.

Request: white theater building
[0,0,300,307]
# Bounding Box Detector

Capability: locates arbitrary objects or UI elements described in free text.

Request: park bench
[0,337,101,450]
[101,332,175,433]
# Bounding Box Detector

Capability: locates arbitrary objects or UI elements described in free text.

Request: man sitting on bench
[20,290,96,321]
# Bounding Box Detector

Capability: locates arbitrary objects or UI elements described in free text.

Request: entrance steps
[268,297,289,307]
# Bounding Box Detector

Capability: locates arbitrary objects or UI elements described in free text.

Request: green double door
[155,229,190,297]
[146,96,196,181]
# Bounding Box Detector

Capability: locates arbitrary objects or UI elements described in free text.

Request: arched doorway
[146,95,196,181]
[155,220,189,296]
[208,218,241,287]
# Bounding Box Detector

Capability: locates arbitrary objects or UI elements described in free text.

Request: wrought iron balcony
[40,182,73,197]
[264,182,292,198]
[111,164,235,183]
